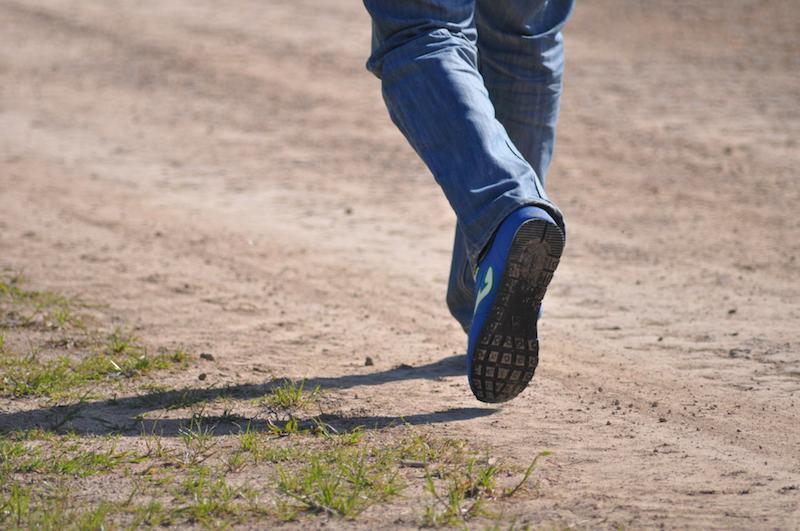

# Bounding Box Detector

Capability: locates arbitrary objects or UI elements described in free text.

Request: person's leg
[476,0,574,185]
[364,0,564,274]
[446,222,474,333]
[365,0,569,402]
[444,0,574,334]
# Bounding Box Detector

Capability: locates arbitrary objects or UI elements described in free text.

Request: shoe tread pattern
[471,220,564,403]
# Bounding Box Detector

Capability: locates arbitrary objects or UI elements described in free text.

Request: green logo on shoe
[474,266,493,315]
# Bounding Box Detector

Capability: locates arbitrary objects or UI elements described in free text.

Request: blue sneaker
[467,206,565,403]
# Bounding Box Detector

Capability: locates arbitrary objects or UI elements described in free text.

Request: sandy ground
[1,0,799,528]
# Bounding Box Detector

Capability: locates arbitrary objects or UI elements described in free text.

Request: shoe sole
[470,219,564,403]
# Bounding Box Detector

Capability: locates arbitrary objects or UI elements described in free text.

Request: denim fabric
[365,0,573,332]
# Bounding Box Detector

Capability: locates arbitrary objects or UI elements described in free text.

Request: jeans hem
[466,196,565,269]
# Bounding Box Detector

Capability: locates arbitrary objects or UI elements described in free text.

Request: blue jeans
[365,0,574,332]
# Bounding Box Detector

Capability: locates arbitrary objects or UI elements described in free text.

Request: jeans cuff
[466,197,565,269]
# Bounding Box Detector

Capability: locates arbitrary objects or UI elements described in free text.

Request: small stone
[198,373,207,381]
[364,356,374,366]
[200,353,215,361]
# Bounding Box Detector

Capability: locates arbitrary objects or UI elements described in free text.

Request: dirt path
[1,0,798,528]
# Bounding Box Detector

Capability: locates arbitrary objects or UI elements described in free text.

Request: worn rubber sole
[470,219,564,403]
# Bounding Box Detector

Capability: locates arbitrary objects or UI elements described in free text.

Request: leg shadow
[0,354,496,436]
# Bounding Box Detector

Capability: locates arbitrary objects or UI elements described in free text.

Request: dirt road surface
[1,0,799,528]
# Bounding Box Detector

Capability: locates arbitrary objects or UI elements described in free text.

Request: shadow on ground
[0,354,497,436]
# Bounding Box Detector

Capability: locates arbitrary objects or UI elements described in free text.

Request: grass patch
[178,416,218,465]
[276,445,404,519]
[0,351,71,398]
[0,484,113,530]
[1,423,553,528]
[239,423,305,464]
[260,379,320,409]
[0,436,140,480]
[0,274,82,331]
[174,466,242,524]
[422,450,552,527]
[0,334,190,398]
[0,272,193,399]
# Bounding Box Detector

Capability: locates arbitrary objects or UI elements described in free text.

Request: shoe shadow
[299,353,465,390]
[0,354,497,436]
